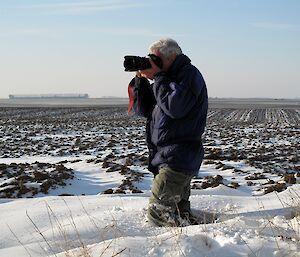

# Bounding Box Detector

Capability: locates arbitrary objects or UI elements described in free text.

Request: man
[127,38,208,226]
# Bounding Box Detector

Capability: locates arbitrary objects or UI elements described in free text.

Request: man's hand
[136,71,142,78]
[139,59,161,80]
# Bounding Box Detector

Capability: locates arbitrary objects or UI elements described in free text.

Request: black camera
[123,54,163,72]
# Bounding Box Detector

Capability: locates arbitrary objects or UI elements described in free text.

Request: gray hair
[149,38,182,58]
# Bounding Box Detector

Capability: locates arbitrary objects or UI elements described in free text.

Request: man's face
[151,49,176,72]
[138,49,177,80]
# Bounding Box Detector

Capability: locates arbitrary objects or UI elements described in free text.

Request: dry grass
[7,197,130,257]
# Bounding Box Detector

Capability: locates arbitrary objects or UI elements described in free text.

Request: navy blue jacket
[128,54,208,175]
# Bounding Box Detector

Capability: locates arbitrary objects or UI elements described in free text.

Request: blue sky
[0,0,299,98]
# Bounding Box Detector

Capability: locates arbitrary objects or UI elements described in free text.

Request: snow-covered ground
[0,107,299,257]
[1,159,300,257]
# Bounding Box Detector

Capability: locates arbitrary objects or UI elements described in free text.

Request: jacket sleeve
[128,76,156,118]
[152,69,203,119]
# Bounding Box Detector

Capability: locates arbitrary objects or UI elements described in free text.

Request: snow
[0,160,300,257]
[0,106,299,256]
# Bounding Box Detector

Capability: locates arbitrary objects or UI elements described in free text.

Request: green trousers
[147,166,194,227]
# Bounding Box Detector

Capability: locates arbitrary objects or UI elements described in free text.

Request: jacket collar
[167,54,191,77]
